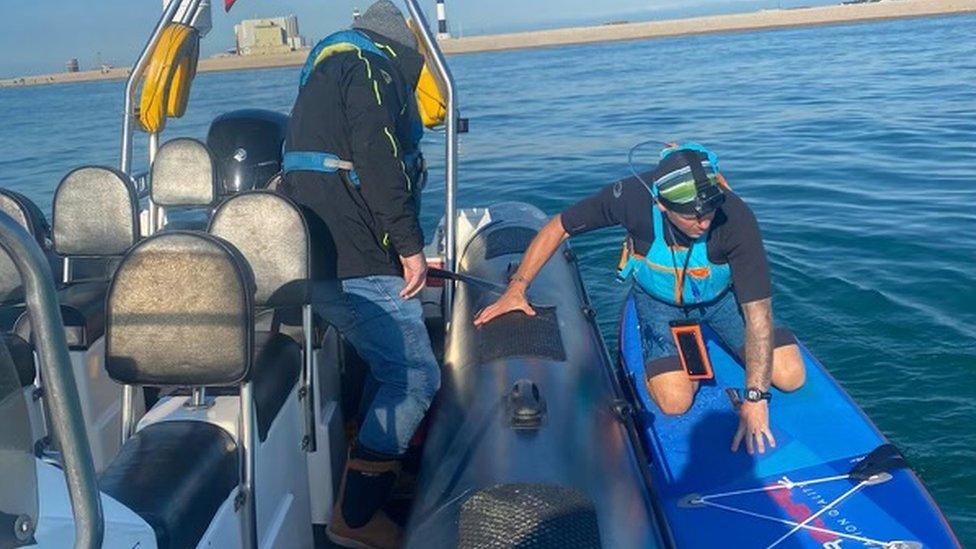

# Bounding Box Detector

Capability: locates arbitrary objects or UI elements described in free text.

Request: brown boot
[327,454,403,549]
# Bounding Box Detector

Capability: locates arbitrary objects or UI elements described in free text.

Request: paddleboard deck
[617,293,959,549]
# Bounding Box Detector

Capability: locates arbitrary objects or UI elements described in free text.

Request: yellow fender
[138,23,200,133]
[416,63,447,129]
[408,19,447,129]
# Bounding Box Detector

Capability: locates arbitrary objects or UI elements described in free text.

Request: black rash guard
[560,174,773,304]
[281,31,425,280]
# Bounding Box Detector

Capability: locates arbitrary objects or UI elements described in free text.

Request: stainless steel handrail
[0,212,104,549]
[240,380,258,549]
[403,0,458,319]
[119,0,203,175]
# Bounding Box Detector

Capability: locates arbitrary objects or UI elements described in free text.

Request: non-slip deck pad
[458,483,600,549]
[617,295,958,548]
[474,307,566,365]
[463,226,538,262]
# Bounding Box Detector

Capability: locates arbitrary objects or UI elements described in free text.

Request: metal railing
[0,212,104,549]
[120,0,204,237]
[120,0,183,173]
[403,0,459,319]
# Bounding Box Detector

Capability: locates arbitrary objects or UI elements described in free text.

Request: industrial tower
[436,0,450,39]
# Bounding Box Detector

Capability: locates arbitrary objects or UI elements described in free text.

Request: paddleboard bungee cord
[688,473,910,548]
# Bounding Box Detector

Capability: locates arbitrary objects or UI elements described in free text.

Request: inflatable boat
[404,203,666,547]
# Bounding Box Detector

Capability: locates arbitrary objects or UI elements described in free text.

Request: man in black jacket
[280,2,438,547]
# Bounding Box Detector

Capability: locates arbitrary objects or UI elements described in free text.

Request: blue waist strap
[282,151,355,174]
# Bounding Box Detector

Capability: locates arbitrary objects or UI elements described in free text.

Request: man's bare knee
[655,392,694,415]
[645,370,696,416]
[773,344,805,392]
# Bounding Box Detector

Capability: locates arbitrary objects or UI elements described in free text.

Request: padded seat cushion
[252,331,302,441]
[2,333,35,388]
[14,281,107,350]
[100,421,238,549]
[190,331,302,442]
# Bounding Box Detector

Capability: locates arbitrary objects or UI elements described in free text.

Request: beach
[1,0,974,88]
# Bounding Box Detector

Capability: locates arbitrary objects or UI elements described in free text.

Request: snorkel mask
[654,142,726,218]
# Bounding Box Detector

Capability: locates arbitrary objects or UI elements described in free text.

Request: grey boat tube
[405,203,667,548]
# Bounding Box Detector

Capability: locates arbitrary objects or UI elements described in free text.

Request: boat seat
[254,307,325,349]
[207,191,319,440]
[14,280,108,350]
[0,188,56,329]
[2,333,35,388]
[53,167,139,260]
[48,166,138,349]
[246,331,301,441]
[180,331,302,441]
[99,421,238,549]
[0,189,52,250]
[104,232,262,547]
[151,138,218,232]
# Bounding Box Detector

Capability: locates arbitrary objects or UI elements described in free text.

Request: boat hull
[406,203,665,548]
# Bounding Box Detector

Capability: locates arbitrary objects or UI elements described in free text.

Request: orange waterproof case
[669,320,714,380]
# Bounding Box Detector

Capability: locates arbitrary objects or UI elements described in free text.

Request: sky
[0,0,833,78]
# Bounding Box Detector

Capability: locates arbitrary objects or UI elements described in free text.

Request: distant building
[234,15,307,56]
[66,58,79,73]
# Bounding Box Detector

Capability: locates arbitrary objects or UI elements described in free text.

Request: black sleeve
[719,194,772,304]
[342,56,424,257]
[559,176,655,241]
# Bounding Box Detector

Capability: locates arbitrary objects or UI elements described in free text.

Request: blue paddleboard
[617,294,959,548]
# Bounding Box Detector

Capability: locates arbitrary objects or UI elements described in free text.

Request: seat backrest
[208,191,310,308]
[0,189,50,247]
[105,231,255,387]
[151,138,218,209]
[0,189,51,303]
[52,166,139,258]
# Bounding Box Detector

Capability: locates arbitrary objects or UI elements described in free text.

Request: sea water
[1,13,974,542]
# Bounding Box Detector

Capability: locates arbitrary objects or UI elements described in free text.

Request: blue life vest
[618,205,732,306]
[284,30,425,189]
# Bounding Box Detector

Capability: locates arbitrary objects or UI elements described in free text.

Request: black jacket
[282,30,425,279]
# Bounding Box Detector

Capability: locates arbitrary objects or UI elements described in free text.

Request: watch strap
[745,387,772,402]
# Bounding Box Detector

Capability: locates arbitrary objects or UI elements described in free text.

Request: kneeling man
[474,143,805,455]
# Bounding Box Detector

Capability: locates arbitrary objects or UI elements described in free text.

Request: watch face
[745,388,769,402]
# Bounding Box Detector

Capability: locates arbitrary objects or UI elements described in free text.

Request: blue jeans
[633,286,745,377]
[314,275,440,456]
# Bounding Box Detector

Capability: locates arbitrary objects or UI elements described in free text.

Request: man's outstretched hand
[400,252,428,299]
[473,287,536,327]
[731,400,776,455]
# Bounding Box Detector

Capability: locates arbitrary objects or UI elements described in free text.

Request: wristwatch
[744,387,772,403]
